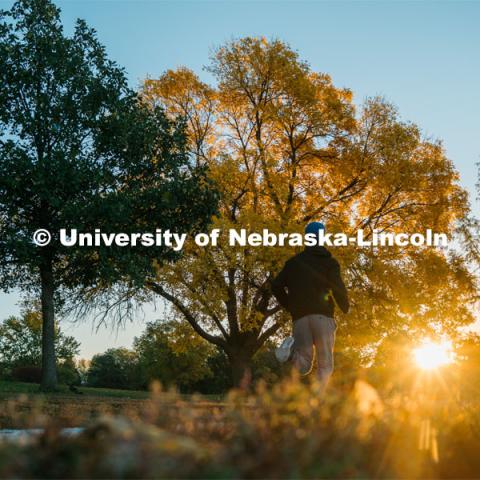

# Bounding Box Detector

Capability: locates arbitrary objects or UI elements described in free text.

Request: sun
[413,339,454,370]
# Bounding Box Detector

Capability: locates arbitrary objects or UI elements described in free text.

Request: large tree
[0,0,218,390]
[143,38,476,385]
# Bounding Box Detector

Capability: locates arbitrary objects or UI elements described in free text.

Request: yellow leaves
[167,320,211,355]
[143,68,214,108]
[142,68,218,163]
[143,37,473,353]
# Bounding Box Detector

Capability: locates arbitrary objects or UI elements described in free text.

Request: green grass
[0,380,149,399]
[0,380,223,401]
[78,385,150,399]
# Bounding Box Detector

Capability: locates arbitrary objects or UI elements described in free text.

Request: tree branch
[146,280,227,348]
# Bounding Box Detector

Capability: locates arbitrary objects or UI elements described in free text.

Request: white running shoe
[275,336,294,363]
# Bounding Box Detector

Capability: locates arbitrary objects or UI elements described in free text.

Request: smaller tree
[134,319,214,392]
[87,348,139,390]
[0,308,79,375]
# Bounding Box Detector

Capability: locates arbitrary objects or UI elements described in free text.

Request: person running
[271,221,349,390]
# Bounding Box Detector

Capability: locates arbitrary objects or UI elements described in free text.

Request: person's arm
[271,264,289,310]
[329,260,349,314]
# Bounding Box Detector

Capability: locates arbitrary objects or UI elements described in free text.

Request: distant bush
[57,359,81,386]
[87,348,141,390]
[8,362,80,386]
[191,349,232,394]
[11,366,42,383]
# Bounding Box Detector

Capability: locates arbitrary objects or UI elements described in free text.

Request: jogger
[272,221,349,389]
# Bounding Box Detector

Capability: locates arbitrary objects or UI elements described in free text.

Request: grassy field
[0,380,223,401]
[0,380,150,429]
[0,380,150,399]
[0,380,223,430]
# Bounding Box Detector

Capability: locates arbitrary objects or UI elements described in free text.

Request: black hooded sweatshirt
[271,246,349,321]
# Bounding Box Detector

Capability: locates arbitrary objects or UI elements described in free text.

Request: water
[0,427,83,442]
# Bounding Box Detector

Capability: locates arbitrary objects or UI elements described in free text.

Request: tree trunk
[40,257,58,391]
[228,351,253,389]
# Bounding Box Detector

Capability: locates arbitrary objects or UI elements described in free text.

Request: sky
[0,0,479,358]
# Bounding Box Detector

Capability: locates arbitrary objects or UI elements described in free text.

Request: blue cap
[305,221,325,236]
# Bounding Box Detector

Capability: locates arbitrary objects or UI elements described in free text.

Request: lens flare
[413,339,454,370]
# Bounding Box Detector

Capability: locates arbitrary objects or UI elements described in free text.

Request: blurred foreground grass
[1,374,479,478]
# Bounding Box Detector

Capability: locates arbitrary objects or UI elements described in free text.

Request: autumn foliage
[143,37,475,384]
